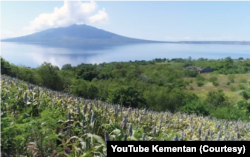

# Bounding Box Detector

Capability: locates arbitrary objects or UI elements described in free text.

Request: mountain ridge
[2,24,250,48]
[1,24,168,43]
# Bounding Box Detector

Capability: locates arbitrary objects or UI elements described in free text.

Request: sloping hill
[1,24,169,48]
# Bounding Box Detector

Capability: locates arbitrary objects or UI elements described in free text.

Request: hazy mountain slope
[1,24,167,47]
[2,24,249,47]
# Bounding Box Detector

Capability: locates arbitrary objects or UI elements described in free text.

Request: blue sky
[1,1,250,41]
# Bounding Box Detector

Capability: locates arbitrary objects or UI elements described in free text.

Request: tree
[1,57,12,75]
[71,79,89,98]
[222,57,233,69]
[107,86,146,108]
[206,90,229,108]
[76,64,98,81]
[181,100,210,116]
[236,100,250,113]
[61,64,72,70]
[37,62,63,90]
[87,84,99,99]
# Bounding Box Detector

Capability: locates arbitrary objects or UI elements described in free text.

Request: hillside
[1,74,250,156]
[1,24,169,48]
[2,57,250,119]
[2,57,250,155]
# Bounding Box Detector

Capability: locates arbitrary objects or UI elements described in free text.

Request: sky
[1,0,250,41]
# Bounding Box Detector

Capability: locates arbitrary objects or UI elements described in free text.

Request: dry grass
[184,73,250,102]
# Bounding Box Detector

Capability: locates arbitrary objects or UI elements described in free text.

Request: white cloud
[23,0,108,34]
[89,8,108,24]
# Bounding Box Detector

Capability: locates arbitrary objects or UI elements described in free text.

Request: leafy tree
[184,69,198,77]
[222,57,233,69]
[37,62,63,90]
[71,79,89,98]
[236,100,250,113]
[61,64,72,70]
[88,83,99,99]
[180,100,210,116]
[107,86,146,108]
[240,89,250,100]
[206,90,229,108]
[76,64,98,81]
[1,57,12,76]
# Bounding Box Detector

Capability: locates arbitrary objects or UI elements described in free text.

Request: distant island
[1,24,250,48]
[1,24,169,49]
[177,41,250,45]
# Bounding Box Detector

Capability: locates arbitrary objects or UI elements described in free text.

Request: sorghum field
[1,74,250,156]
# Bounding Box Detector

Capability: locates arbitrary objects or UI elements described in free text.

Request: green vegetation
[1,56,250,155]
[1,57,250,118]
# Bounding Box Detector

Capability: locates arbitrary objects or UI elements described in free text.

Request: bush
[213,81,219,86]
[236,100,250,113]
[107,86,146,108]
[239,84,246,90]
[210,106,249,121]
[206,90,229,108]
[185,81,190,86]
[228,75,235,83]
[240,79,247,83]
[230,86,237,91]
[190,86,194,90]
[240,90,250,100]
[196,75,205,81]
[226,82,230,85]
[196,80,204,87]
[184,69,198,77]
[180,101,210,116]
[37,62,63,90]
[209,76,218,82]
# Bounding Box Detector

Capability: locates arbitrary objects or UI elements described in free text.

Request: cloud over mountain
[23,0,108,34]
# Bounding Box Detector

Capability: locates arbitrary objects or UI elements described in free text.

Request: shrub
[196,75,205,81]
[206,90,229,108]
[236,100,250,113]
[189,86,194,90]
[107,86,146,108]
[185,81,190,86]
[230,86,236,91]
[209,76,218,82]
[184,69,198,77]
[210,106,249,121]
[180,101,210,116]
[196,80,204,87]
[240,90,250,100]
[228,75,235,83]
[239,84,246,90]
[213,81,219,86]
[240,79,247,83]
[226,82,230,85]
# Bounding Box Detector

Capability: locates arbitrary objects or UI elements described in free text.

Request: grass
[184,73,250,102]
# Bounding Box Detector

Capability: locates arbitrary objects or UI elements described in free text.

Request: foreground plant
[1,75,250,156]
